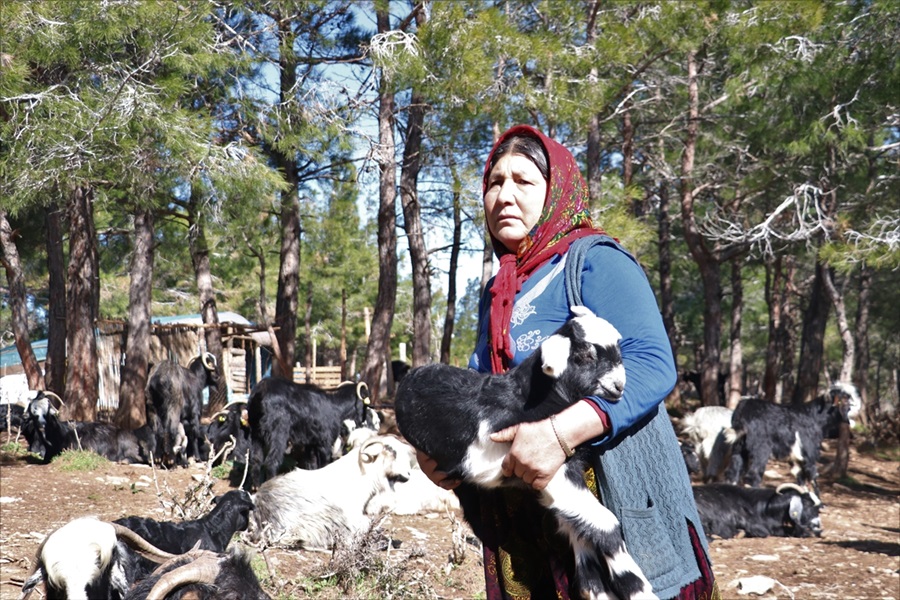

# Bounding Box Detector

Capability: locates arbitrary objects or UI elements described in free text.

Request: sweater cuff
[581,398,611,433]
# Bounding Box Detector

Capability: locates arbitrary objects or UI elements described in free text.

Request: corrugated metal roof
[0,338,47,368]
[0,312,266,368]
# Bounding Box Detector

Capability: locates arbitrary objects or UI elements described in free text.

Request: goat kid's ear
[540,335,571,378]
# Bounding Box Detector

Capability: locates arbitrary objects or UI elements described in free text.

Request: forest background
[1,1,898,444]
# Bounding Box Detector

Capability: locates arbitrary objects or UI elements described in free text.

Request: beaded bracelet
[549,414,575,458]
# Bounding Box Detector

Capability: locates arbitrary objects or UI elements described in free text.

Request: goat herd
[1,307,864,599]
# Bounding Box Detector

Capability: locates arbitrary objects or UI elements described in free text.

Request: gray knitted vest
[564,235,709,599]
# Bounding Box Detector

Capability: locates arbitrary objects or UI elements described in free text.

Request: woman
[419,125,718,599]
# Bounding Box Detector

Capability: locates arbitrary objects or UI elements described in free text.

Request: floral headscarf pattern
[484,124,604,374]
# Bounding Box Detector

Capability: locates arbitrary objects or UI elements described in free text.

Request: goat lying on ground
[122,546,270,600]
[20,491,254,600]
[394,305,655,600]
[692,482,823,540]
[248,434,411,551]
[23,395,156,464]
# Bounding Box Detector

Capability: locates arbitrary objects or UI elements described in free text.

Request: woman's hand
[490,420,567,490]
[416,450,461,490]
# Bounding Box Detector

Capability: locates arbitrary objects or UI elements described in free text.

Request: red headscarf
[484,125,604,373]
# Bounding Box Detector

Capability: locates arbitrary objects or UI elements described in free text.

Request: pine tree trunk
[777,256,798,403]
[399,83,432,367]
[116,207,154,429]
[187,190,225,414]
[679,50,723,407]
[0,210,45,391]
[852,266,871,427]
[727,258,744,409]
[793,260,830,404]
[440,188,462,365]
[361,6,398,403]
[64,185,100,421]
[45,202,67,396]
[271,17,300,382]
[822,268,854,382]
[763,256,782,401]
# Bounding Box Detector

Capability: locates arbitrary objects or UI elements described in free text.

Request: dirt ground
[0,431,897,600]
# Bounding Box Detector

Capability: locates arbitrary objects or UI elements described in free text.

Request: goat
[19,491,254,600]
[19,517,176,600]
[680,405,734,481]
[341,428,461,516]
[23,395,156,464]
[247,378,370,487]
[114,489,254,555]
[720,384,856,495]
[248,434,411,551]
[146,353,218,466]
[205,400,250,466]
[692,482,824,540]
[2,402,25,430]
[122,546,270,600]
[394,305,655,600]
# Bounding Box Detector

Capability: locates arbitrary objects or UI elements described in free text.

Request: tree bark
[822,267,854,382]
[0,210,44,391]
[64,185,100,421]
[679,50,723,407]
[792,260,830,405]
[852,266,871,427]
[726,257,744,409]
[361,6,398,403]
[763,255,782,402]
[45,202,67,396]
[188,190,225,415]
[116,207,154,429]
[271,18,301,382]
[777,256,798,404]
[440,187,462,365]
[399,82,432,367]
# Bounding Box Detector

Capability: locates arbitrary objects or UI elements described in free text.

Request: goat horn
[202,352,217,370]
[776,483,806,495]
[145,550,222,600]
[356,381,370,403]
[42,390,65,408]
[109,523,177,563]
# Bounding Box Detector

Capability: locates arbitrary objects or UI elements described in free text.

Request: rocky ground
[0,430,897,599]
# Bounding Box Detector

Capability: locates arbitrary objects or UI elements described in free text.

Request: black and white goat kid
[395,305,655,600]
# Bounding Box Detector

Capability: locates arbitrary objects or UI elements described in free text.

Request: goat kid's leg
[541,468,657,600]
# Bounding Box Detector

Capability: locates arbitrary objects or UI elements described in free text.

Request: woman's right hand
[416,449,461,490]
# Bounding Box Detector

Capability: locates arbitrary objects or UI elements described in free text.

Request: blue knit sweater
[470,236,709,599]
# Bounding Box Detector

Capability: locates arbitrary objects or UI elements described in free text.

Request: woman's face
[483,153,547,252]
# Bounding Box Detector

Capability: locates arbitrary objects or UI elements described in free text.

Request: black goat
[247,378,370,487]
[205,400,251,466]
[720,384,855,494]
[1,402,25,430]
[20,490,255,600]
[123,546,270,600]
[114,489,254,555]
[692,482,824,540]
[395,305,655,600]
[146,353,218,466]
[23,395,156,464]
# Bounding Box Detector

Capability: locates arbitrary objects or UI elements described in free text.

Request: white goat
[348,431,461,516]
[681,405,734,481]
[249,434,412,551]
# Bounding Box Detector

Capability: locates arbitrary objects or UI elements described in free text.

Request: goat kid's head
[538,305,625,401]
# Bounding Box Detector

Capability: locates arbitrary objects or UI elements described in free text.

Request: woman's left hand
[490,420,566,490]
